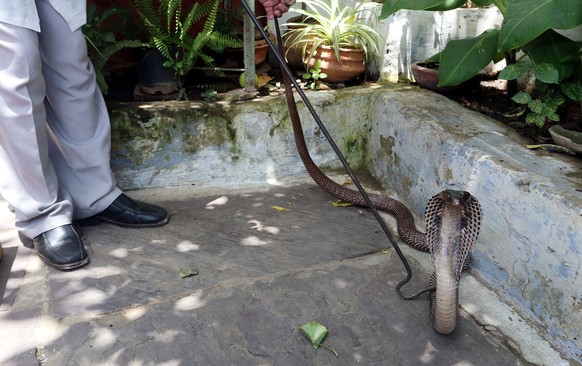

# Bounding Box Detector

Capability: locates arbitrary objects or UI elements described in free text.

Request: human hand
[256,0,296,20]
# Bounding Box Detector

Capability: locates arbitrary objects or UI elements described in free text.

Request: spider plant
[283,0,381,65]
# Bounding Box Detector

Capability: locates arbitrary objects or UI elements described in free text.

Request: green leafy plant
[302,59,328,89]
[511,90,564,128]
[82,4,144,94]
[379,0,582,128]
[201,89,219,101]
[133,0,242,99]
[283,0,381,66]
[499,61,582,127]
[379,0,582,86]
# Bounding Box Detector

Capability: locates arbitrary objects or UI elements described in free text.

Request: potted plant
[380,0,582,139]
[283,0,382,83]
[132,0,242,99]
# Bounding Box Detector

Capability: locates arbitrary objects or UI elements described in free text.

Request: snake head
[439,190,472,206]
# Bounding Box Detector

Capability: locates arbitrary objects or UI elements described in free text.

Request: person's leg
[0,20,72,238]
[36,0,121,220]
[0,19,88,270]
[36,0,169,228]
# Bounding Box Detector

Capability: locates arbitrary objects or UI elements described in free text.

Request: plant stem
[504,50,518,98]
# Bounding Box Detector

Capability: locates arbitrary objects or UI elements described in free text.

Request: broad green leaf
[299,321,328,349]
[533,63,559,84]
[529,99,544,114]
[471,0,494,6]
[426,52,441,63]
[521,30,579,81]
[499,0,582,51]
[547,94,565,109]
[379,0,466,19]
[498,61,534,80]
[511,92,532,104]
[526,113,546,128]
[547,112,560,122]
[426,0,467,11]
[438,29,499,86]
[561,82,582,102]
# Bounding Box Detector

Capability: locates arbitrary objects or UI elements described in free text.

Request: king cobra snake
[277,36,483,334]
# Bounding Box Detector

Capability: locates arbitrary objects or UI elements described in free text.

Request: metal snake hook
[238,0,432,300]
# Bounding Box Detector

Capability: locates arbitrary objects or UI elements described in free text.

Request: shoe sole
[36,228,92,271]
[36,254,90,271]
[78,215,170,228]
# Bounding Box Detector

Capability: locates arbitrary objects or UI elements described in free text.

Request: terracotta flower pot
[228,33,276,65]
[254,33,276,64]
[411,61,479,93]
[306,45,365,83]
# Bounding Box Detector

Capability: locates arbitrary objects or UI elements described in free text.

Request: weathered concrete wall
[108,84,582,362]
[365,87,582,361]
[108,89,372,190]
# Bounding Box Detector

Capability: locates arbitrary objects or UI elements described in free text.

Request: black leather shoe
[33,225,89,270]
[81,193,169,228]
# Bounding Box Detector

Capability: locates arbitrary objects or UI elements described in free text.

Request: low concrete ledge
[108,90,371,189]
[366,87,582,362]
[108,84,582,362]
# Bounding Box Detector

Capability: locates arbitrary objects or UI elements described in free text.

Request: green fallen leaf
[299,321,339,357]
[179,267,199,278]
[299,321,328,349]
[271,205,290,211]
[525,144,577,155]
[329,200,354,207]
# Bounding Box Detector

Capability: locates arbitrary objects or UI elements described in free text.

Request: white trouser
[0,0,121,238]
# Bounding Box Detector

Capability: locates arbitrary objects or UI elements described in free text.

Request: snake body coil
[280,69,482,333]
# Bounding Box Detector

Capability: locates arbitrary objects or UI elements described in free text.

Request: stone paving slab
[1,182,526,365]
[48,183,389,319]
[41,254,520,366]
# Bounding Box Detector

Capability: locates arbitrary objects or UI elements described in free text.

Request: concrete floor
[0,178,567,365]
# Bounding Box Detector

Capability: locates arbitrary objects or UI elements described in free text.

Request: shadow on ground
[0,183,523,365]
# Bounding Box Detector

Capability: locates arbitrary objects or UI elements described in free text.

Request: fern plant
[133,0,242,99]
